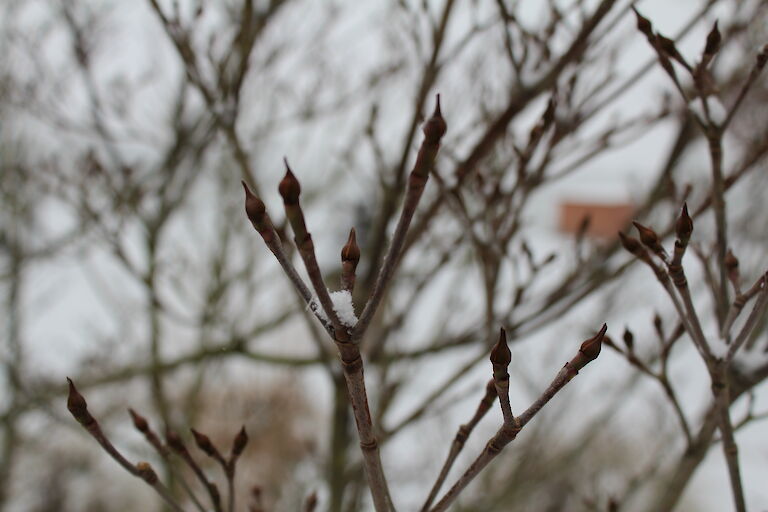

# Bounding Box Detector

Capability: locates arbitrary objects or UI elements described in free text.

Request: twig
[429,325,606,512]
[420,380,497,511]
[66,379,187,512]
[353,96,446,340]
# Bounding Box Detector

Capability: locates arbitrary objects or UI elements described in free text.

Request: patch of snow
[330,290,358,327]
[307,290,358,327]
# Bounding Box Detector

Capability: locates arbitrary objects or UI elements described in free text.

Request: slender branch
[429,325,606,512]
[353,96,446,340]
[421,380,496,511]
[66,379,187,512]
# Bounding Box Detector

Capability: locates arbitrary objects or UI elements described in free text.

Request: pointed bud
[304,491,318,512]
[757,44,768,69]
[657,34,679,59]
[632,221,663,253]
[490,327,511,368]
[653,313,664,338]
[242,181,266,224]
[579,324,607,362]
[618,231,643,257]
[278,159,301,205]
[136,462,158,484]
[543,94,557,126]
[423,94,447,144]
[631,7,653,38]
[675,202,693,242]
[724,249,739,273]
[341,228,360,265]
[622,327,635,352]
[704,21,721,57]
[129,408,149,433]
[165,428,187,454]
[191,428,217,458]
[67,378,95,426]
[232,426,249,457]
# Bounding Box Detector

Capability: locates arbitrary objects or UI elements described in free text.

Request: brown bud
[423,94,447,144]
[579,324,607,362]
[622,327,634,352]
[232,426,249,457]
[724,249,739,273]
[653,313,663,338]
[657,34,678,59]
[165,428,187,454]
[490,327,511,368]
[242,181,266,224]
[675,202,693,242]
[304,491,318,512]
[757,44,768,69]
[278,159,301,205]
[632,221,661,251]
[136,462,158,484]
[128,408,149,433]
[631,7,653,38]
[66,378,95,426]
[542,94,557,127]
[191,428,217,458]
[341,228,360,265]
[704,21,721,57]
[618,231,643,257]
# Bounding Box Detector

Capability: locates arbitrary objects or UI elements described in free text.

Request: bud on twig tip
[704,20,721,56]
[631,7,653,37]
[129,408,149,433]
[676,202,693,241]
[232,426,249,457]
[579,324,607,362]
[279,159,301,204]
[191,428,217,457]
[242,181,266,224]
[341,228,360,264]
[423,94,447,142]
[490,327,511,367]
[618,231,642,256]
[66,377,94,425]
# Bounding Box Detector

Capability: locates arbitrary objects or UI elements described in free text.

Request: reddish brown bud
[490,327,511,368]
[724,249,739,273]
[278,159,301,205]
[757,44,768,69]
[618,231,643,257]
[66,378,95,426]
[128,408,149,433]
[704,21,721,57]
[657,34,678,58]
[632,221,662,253]
[304,491,318,512]
[675,202,693,242]
[631,7,653,38]
[341,228,360,265]
[423,94,447,144]
[231,426,249,457]
[191,428,217,458]
[622,327,635,352]
[579,324,607,362]
[242,181,266,224]
[653,313,663,338]
[165,428,187,454]
[136,462,158,484]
